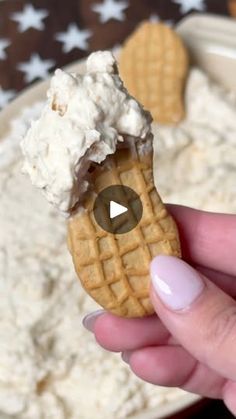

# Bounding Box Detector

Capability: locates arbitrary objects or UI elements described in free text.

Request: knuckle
[206,304,236,353]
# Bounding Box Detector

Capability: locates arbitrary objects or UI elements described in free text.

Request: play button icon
[93,185,143,234]
[110,201,128,219]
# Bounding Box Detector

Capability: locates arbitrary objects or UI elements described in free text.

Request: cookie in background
[119,21,189,124]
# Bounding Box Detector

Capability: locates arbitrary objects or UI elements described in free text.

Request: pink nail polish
[150,256,205,311]
[121,351,132,364]
[82,309,105,331]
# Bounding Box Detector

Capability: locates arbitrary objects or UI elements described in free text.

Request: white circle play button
[93,185,143,234]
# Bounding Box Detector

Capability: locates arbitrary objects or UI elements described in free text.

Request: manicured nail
[121,351,132,364]
[82,309,105,331]
[150,256,205,311]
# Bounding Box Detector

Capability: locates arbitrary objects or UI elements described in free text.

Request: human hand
[83,205,236,415]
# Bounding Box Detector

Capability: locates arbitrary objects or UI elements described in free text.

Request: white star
[17,54,55,83]
[92,0,129,23]
[173,0,206,14]
[11,4,48,32]
[0,39,10,60]
[0,87,16,109]
[55,23,92,53]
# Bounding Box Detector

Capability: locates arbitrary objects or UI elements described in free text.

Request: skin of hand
[83,205,236,415]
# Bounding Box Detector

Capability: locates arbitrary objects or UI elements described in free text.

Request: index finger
[167,204,236,277]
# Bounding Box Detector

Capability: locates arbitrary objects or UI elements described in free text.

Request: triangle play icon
[109,200,128,219]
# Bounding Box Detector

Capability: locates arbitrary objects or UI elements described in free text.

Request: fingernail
[82,309,105,331]
[150,256,205,311]
[121,351,132,364]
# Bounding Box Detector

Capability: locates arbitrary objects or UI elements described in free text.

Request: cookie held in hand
[68,139,181,318]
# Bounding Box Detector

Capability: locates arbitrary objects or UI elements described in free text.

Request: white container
[177,13,236,92]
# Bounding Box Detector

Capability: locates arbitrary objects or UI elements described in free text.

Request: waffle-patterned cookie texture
[68,138,181,318]
[228,0,236,16]
[119,22,189,124]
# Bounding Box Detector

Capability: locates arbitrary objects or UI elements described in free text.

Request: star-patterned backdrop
[0,0,234,110]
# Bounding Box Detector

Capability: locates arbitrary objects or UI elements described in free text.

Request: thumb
[150,255,236,381]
